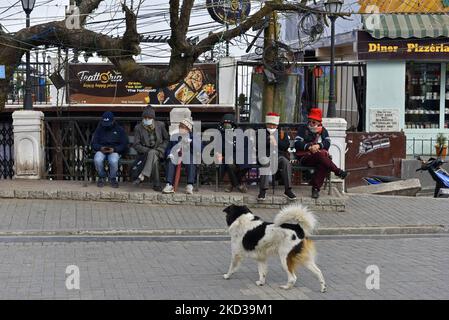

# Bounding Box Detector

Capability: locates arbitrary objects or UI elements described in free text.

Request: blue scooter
[416,156,449,198]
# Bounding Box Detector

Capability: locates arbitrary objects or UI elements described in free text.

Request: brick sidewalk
[0,194,448,234]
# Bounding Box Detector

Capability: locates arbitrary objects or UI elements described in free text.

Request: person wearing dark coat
[294,108,348,199]
[132,105,169,191]
[91,111,129,188]
[216,113,250,193]
[256,112,296,201]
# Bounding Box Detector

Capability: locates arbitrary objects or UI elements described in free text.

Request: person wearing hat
[256,112,297,201]
[216,113,250,193]
[295,108,348,199]
[91,111,129,188]
[132,105,169,191]
[163,118,201,194]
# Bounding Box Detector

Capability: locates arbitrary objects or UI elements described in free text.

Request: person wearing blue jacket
[162,118,201,195]
[91,111,129,188]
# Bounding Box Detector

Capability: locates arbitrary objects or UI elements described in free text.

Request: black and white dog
[223,203,327,292]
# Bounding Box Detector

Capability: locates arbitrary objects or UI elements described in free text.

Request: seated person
[162,118,201,195]
[256,112,297,201]
[132,105,169,191]
[216,113,250,193]
[294,108,348,199]
[91,111,129,188]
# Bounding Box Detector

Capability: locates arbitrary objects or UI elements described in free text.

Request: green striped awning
[363,14,449,39]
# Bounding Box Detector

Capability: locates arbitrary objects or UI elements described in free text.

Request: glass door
[445,64,449,128]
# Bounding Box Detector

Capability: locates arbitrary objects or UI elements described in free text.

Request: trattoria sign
[358,31,449,60]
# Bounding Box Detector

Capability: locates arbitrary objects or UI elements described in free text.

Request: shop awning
[363,14,449,39]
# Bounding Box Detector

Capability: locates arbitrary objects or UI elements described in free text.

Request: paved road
[0,235,447,300]
[0,195,448,233]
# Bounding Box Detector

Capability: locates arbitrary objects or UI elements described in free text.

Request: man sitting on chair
[294,108,348,199]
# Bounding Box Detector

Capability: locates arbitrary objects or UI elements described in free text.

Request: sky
[0,0,363,63]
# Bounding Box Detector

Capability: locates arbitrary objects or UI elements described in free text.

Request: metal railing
[0,118,14,179]
[44,117,144,180]
[407,137,448,158]
[7,61,52,106]
[236,61,366,131]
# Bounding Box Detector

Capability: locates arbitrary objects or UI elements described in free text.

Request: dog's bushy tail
[273,203,317,236]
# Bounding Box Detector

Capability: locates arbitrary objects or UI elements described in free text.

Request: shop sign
[68,63,217,105]
[0,65,5,79]
[358,31,449,60]
[369,109,400,132]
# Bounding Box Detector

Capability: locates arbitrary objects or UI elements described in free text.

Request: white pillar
[218,57,236,106]
[322,117,347,188]
[12,110,45,179]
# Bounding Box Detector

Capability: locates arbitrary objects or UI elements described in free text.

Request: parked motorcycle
[416,156,449,198]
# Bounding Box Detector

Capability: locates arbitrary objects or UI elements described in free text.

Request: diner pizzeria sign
[358,31,449,60]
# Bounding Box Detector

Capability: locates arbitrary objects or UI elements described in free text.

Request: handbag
[129,152,148,181]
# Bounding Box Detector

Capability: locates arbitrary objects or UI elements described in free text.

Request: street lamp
[324,0,343,118]
[21,0,36,110]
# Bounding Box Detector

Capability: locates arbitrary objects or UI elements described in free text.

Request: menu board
[68,63,217,105]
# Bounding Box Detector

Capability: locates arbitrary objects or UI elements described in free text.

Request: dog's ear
[241,205,251,213]
[223,205,232,214]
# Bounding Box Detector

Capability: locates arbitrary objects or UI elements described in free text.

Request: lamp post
[324,0,343,118]
[21,0,36,110]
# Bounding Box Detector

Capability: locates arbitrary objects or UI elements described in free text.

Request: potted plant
[435,133,448,159]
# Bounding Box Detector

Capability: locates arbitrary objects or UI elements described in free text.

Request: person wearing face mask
[91,111,129,188]
[257,112,296,201]
[295,108,348,199]
[132,105,169,191]
[216,114,250,193]
[163,118,202,195]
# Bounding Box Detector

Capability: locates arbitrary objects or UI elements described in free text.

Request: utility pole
[262,12,277,117]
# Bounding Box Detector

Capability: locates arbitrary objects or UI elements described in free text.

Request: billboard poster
[68,63,218,105]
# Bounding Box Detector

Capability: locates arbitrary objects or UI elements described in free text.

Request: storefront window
[405,63,441,129]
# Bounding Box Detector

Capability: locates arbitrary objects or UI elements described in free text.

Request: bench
[83,136,138,187]
[211,140,332,195]
[83,135,203,190]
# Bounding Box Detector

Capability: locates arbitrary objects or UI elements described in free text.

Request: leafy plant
[436,133,448,147]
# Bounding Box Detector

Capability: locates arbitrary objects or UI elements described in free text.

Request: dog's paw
[223,274,230,280]
[280,284,293,290]
[320,285,327,293]
[256,280,265,286]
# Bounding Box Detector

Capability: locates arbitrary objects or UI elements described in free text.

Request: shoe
[132,179,141,186]
[237,184,248,193]
[225,185,233,193]
[162,184,174,194]
[186,184,194,195]
[257,189,267,201]
[337,170,349,179]
[110,178,119,188]
[97,178,105,188]
[153,185,162,192]
[312,188,320,199]
[284,189,297,201]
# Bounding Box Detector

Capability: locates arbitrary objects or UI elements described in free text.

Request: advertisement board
[68,63,218,105]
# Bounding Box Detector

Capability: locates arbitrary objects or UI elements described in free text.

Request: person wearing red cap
[295,108,348,198]
[256,112,297,201]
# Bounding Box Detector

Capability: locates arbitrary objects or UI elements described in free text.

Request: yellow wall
[358,0,449,13]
